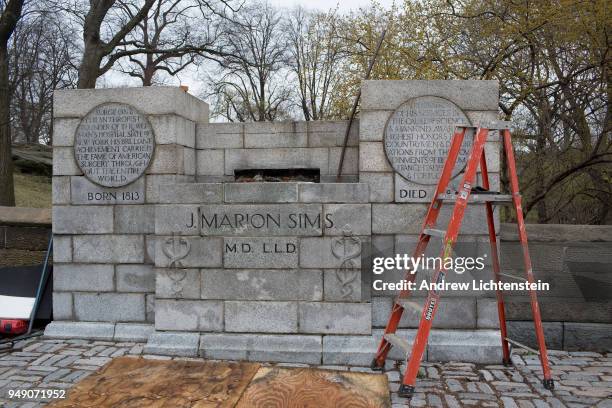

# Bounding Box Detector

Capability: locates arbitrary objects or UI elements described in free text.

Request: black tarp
[0,264,52,319]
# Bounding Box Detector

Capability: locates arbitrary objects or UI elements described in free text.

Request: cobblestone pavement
[0,338,610,407]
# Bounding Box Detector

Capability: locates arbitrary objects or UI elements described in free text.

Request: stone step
[195,330,502,366]
[324,329,502,366]
[46,323,504,367]
[143,332,200,357]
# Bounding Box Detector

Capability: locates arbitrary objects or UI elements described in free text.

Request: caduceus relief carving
[331,225,361,299]
[162,233,191,297]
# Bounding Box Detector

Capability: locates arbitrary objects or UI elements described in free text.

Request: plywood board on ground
[47,356,260,408]
[236,367,391,408]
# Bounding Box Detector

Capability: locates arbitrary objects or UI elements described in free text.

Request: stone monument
[47,81,503,365]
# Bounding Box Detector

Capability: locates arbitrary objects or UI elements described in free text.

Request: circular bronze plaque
[74,103,155,187]
[383,96,472,185]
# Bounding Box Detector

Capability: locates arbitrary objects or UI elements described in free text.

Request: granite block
[44,322,115,341]
[298,302,371,334]
[155,299,223,331]
[225,301,298,333]
[74,293,145,322]
[73,235,144,263]
[200,269,322,301]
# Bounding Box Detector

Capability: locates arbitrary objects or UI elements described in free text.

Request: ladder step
[499,272,528,282]
[423,228,446,238]
[504,337,540,355]
[484,120,512,130]
[457,121,512,130]
[383,333,411,356]
[395,298,424,313]
[437,193,514,203]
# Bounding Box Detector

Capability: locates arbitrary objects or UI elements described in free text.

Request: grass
[13,173,52,208]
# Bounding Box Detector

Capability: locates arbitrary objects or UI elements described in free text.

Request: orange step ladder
[370,123,555,398]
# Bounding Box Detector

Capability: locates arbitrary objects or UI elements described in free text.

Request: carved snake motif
[331,225,361,299]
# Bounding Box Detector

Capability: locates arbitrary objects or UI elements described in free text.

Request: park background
[0,0,609,226]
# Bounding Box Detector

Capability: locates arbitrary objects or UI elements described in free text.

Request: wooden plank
[0,206,51,226]
[48,356,260,408]
[12,149,53,166]
[236,367,390,408]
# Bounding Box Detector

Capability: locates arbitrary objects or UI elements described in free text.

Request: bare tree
[76,0,157,88]
[9,11,78,145]
[0,0,23,206]
[73,0,236,89]
[285,7,347,120]
[205,0,291,121]
[115,0,224,86]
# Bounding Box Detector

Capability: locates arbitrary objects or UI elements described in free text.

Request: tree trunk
[499,116,512,222]
[77,42,102,89]
[0,0,23,206]
[77,0,157,89]
[258,78,265,121]
[534,134,548,223]
[0,45,14,206]
[586,168,610,224]
[530,88,552,223]
[142,54,154,86]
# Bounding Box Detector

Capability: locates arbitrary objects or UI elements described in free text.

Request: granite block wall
[500,224,612,352]
[52,81,612,364]
[359,80,503,332]
[51,87,206,327]
[359,80,501,203]
[196,120,359,183]
[153,182,372,340]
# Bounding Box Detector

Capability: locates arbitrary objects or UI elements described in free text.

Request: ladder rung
[456,121,512,130]
[423,228,446,238]
[484,120,512,130]
[395,298,423,313]
[383,333,411,356]
[437,193,514,203]
[499,272,527,282]
[504,337,540,355]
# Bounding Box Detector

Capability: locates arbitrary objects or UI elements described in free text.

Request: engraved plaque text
[74,103,154,187]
